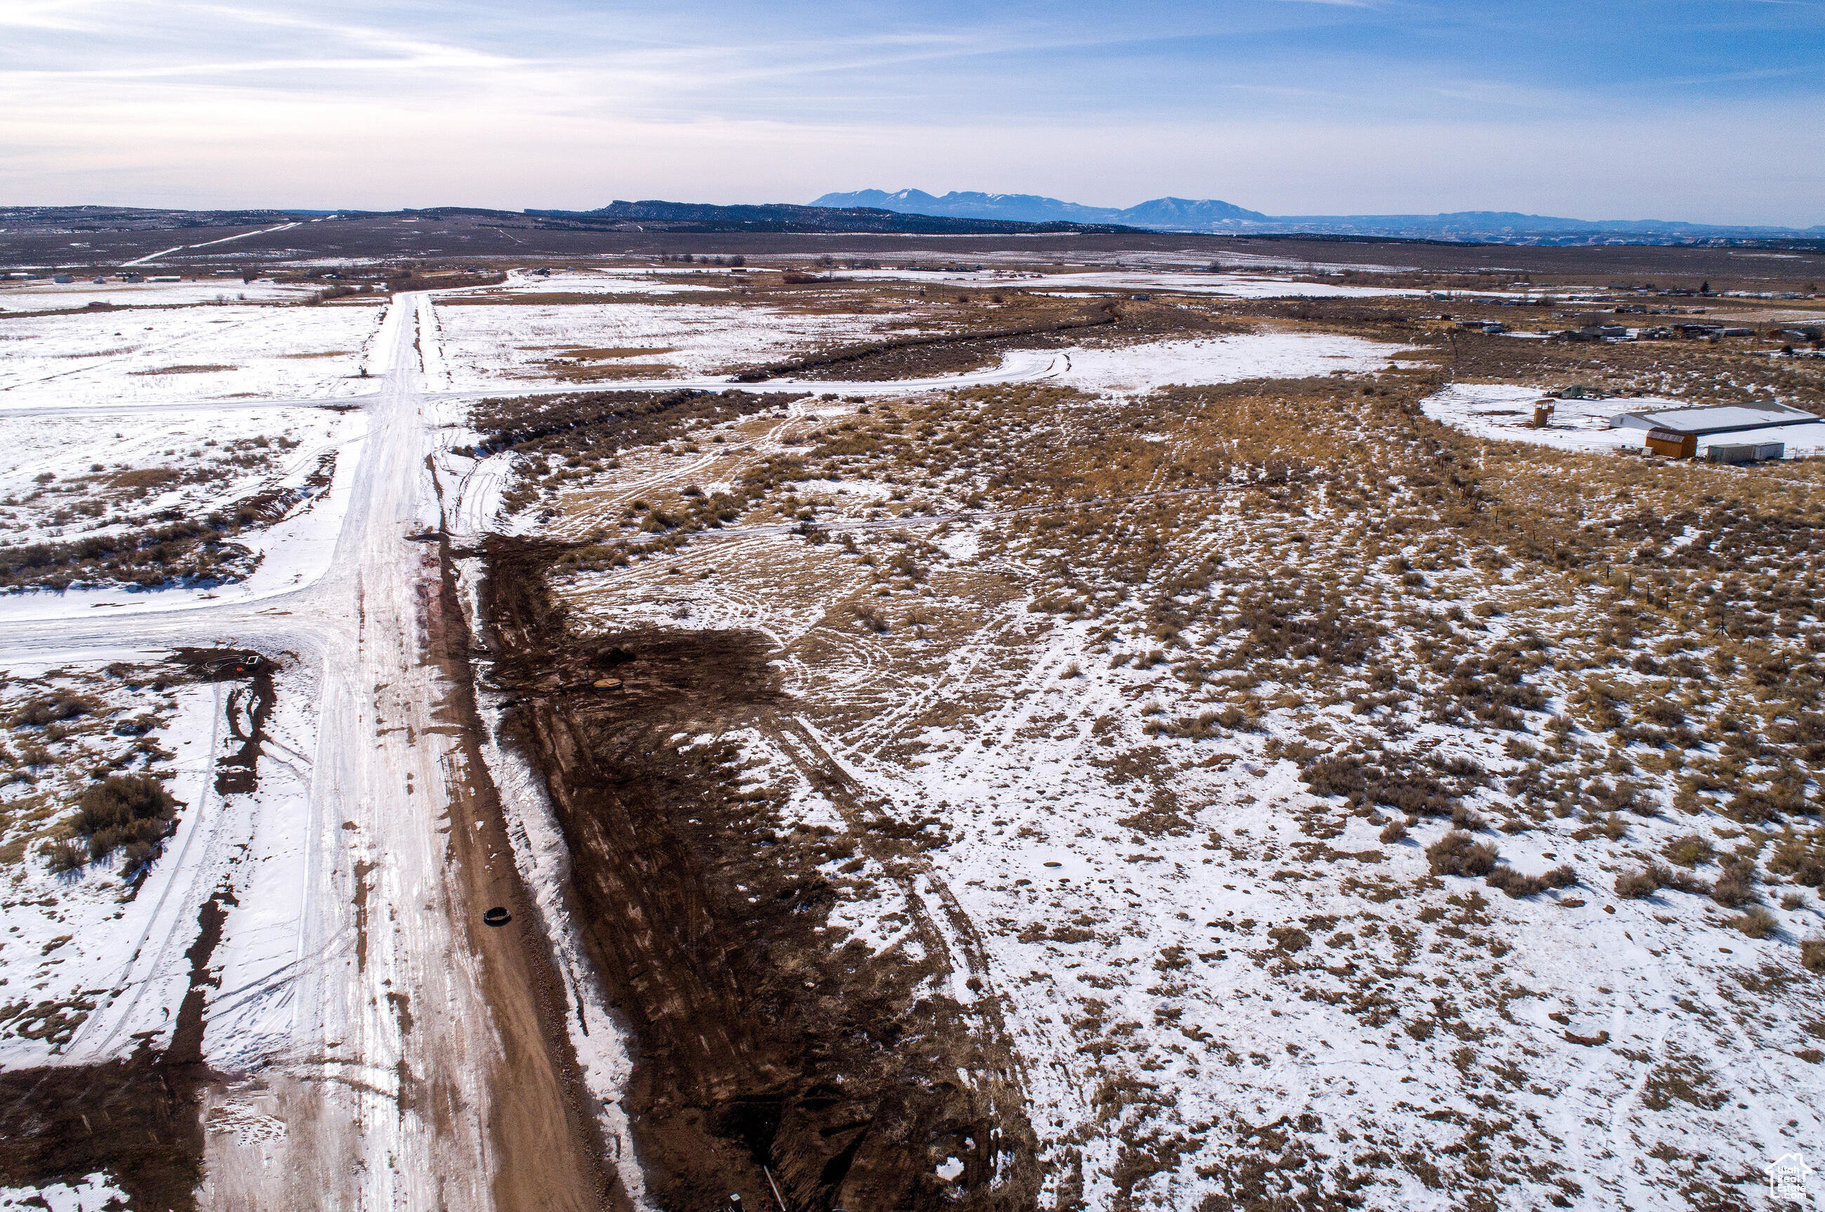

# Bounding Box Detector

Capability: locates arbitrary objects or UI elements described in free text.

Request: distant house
[52,274,74,284]
[1558,323,1625,342]
[1608,402,1819,436]
[1612,402,1819,461]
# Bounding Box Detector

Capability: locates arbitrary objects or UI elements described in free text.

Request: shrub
[1378,820,1408,845]
[1725,780,1808,824]
[72,774,178,869]
[1303,751,1455,817]
[851,603,889,634]
[1711,858,1758,908]
[1662,834,1714,868]
[44,839,87,874]
[10,690,94,728]
[1615,866,1660,899]
[75,774,175,835]
[1802,938,1825,974]
[1427,831,1497,878]
[1728,907,1778,939]
[1768,838,1825,887]
[1487,864,1577,899]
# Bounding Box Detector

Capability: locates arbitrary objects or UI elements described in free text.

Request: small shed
[1706,441,1784,465]
[1645,428,1696,459]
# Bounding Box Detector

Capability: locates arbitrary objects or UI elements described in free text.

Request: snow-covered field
[0,658,319,1072]
[1057,331,1405,393]
[0,405,361,550]
[512,314,1825,1207]
[840,266,1432,298]
[466,267,723,296]
[430,297,915,388]
[0,277,318,315]
[0,300,386,413]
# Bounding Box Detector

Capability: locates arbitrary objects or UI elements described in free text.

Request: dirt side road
[0,294,620,1209]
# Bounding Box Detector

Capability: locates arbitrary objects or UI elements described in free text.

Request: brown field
[462,277,1825,1206]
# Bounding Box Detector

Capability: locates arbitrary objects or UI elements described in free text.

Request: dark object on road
[483,906,511,927]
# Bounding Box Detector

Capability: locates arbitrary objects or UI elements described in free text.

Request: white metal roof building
[1608,402,1820,435]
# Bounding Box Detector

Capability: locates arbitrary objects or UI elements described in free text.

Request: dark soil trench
[481,537,1041,1211]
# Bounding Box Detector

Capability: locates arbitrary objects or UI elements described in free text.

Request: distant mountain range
[813,190,1825,246]
[815,190,1264,229]
[529,199,1134,235]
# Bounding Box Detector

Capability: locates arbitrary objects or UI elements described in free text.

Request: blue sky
[2,0,1822,222]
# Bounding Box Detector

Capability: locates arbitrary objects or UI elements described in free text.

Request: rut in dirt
[482,535,1042,1212]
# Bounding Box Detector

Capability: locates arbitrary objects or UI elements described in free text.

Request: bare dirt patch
[483,524,1039,1209]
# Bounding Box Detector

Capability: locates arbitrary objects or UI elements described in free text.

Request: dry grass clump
[1615,863,1707,900]
[1661,834,1715,868]
[1802,938,1825,973]
[1708,857,1759,907]
[1486,863,1577,899]
[1768,833,1825,887]
[70,773,179,873]
[9,690,95,728]
[1426,831,1498,878]
[1727,907,1779,939]
[1300,747,1474,819]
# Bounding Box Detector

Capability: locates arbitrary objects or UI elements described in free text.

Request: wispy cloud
[0,0,1818,223]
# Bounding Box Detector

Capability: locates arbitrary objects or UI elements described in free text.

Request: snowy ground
[837,266,1434,298]
[0,300,386,413]
[1056,331,1405,394]
[430,297,918,389]
[463,267,723,296]
[0,658,214,1066]
[0,405,361,550]
[0,293,540,1208]
[0,277,318,315]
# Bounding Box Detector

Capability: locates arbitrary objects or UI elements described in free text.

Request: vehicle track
[63,679,229,1063]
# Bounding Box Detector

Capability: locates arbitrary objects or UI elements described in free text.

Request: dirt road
[1,293,611,1209]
